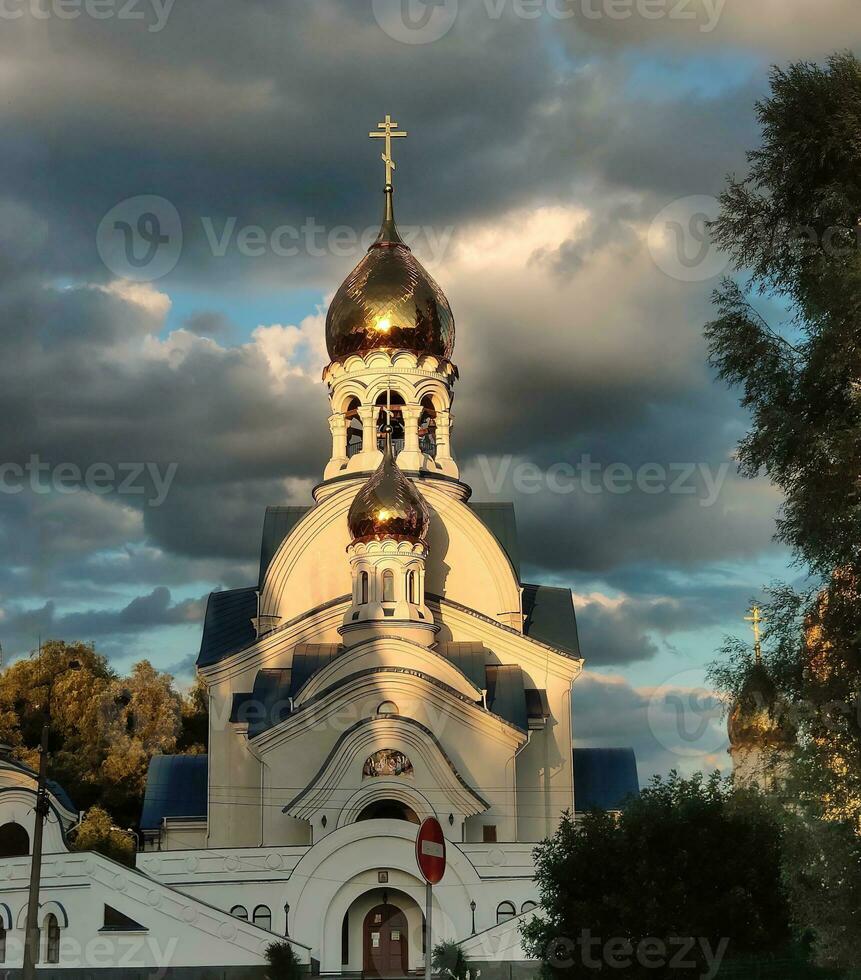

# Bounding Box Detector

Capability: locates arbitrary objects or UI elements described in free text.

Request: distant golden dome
[325,190,455,362]
[728,662,795,748]
[348,438,430,543]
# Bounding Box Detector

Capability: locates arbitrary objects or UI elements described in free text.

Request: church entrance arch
[363,903,408,977]
[357,799,420,824]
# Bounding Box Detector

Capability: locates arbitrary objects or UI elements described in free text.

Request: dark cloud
[574,671,729,781]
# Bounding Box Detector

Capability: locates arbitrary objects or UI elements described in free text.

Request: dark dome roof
[348,440,430,544]
[325,191,455,362]
[728,662,795,748]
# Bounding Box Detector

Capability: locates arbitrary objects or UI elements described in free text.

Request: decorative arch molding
[16,900,68,929]
[339,781,433,828]
[254,667,526,758]
[282,715,489,823]
[0,903,12,930]
[260,481,521,628]
[291,636,482,707]
[0,787,75,850]
[286,822,476,972]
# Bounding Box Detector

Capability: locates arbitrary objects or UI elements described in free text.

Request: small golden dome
[348,438,430,543]
[728,662,795,748]
[325,189,455,362]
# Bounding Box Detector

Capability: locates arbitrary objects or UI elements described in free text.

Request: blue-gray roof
[573,747,639,812]
[522,584,580,656]
[485,664,527,730]
[140,755,208,830]
[468,502,520,578]
[196,587,258,668]
[245,668,293,737]
[259,506,311,587]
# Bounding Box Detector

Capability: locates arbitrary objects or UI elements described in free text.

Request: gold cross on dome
[370,114,408,186]
[745,604,764,662]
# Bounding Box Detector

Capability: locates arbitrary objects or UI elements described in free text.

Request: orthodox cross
[745,605,764,663]
[370,114,407,186]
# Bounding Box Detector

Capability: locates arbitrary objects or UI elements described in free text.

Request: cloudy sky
[0,0,856,781]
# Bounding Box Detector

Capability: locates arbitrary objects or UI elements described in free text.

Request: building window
[521,901,538,914]
[44,913,60,964]
[0,822,29,857]
[482,824,497,843]
[419,396,437,458]
[346,397,363,458]
[377,701,399,717]
[0,925,6,965]
[382,570,395,602]
[360,570,369,604]
[253,906,272,931]
[230,905,249,921]
[496,902,516,925]
[407,570,417,604]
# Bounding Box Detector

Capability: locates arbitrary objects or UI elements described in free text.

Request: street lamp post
[21,656,80,980]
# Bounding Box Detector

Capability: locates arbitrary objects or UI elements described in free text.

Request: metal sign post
[416,817,446,980]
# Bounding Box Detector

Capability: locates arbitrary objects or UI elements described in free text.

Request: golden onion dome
[348,438,430,543]
[728,662,795,748]
[325,188,455,362]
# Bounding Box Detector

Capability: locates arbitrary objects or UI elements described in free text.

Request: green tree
[264,940,304,980]
[69,806,135,866]
[521,773,791,979]
[705,52,861,970]
[178,673,209,753]
[0,643,201,828]
[0,640,115,809]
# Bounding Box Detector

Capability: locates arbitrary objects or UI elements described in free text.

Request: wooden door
[363,903,408,977]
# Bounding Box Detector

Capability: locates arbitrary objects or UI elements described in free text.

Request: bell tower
[320,115,459,487]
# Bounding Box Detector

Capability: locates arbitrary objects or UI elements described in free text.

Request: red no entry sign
[416,817,446,884]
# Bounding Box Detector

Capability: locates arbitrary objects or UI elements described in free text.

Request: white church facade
[0,120,639,976]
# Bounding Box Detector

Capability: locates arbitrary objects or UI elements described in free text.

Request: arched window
[345,397,363,458]
[252,905,272,931]
[521,901,538,914]
[360,570,369,605]
[407,570,417,604]
[0,924,6,965]
[496,902,516,925]
[377,700,399,717]
[0,822,29,857]
[419,395,437,457]
[44,913,60,964]
[376,392,405,451]
[382,570,395,602]
[230,905,248,921]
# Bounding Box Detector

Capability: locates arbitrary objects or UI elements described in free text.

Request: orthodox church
[0,120,639,976]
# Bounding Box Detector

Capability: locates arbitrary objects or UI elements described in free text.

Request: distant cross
[369,114,408,186]
[745,605,764,663]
